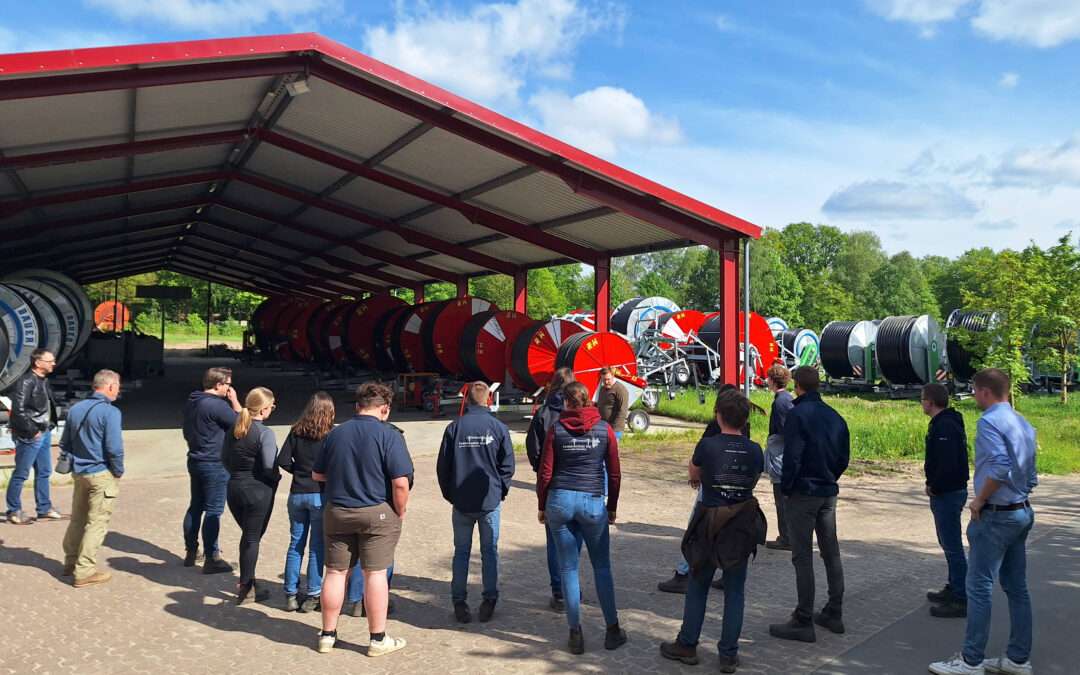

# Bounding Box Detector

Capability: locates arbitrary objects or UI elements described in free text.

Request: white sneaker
[930,654,986,675]
[983,656,1032,675]
[317,632,336,654]
[367,635,407,657]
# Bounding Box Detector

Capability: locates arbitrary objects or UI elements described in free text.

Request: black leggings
[226,479,275,585]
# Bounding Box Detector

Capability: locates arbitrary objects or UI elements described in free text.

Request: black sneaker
[718,653,739,673]
[927,585,954,603]
[549,595,565,612]
[658,572,689,594]
[568,626,585,654]
[286,595,300,612]
[765,539,792,551]
[203,556,233,575]
[298,596,321,613]
[183,548,199,567]
[454,602,472,624]
[659,640,699,665]
[813,608,845,634]
[711,576,725,590]
[930,599,967,618]
[604,623,627,650]
[769,614,816,643]
[478,599,496,623]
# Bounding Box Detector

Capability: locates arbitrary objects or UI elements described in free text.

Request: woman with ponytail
[223,386,279,604]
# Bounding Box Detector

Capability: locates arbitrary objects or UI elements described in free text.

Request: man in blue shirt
[930,369,1037,675]
[437,382,515,624]
[60,369,124,588]
[313,382,413,657]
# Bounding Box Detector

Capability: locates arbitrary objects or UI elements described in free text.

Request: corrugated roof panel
[379,127,526,194]
[133,145,229,179]
[471,169,600,224]
[415,253,487,275]
[472,236,554,265]
[244,143,348,194]
[136,77,273,134]
[331,175,429,219]
[357,230,429,258]
[402,209,493,243]
[0,90,129,151]
[220,179,302,216]
[126,183,208,209]
[127,208,197,227]
[293,206,372,239]
[19,157,128,193]
[276,78,420,161]
[206,204,276,233]
[373,265,428,282]
[552,212,673,250]
[38,195,127,221]
[0,172,15,198]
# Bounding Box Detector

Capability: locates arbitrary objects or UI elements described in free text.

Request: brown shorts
[323,502,401,572]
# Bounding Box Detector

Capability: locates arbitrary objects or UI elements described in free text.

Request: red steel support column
[594,256,610,333]
[718,239,739,386]
[513,269,528,314]
[456,277,469,297]
[413,283,425,304]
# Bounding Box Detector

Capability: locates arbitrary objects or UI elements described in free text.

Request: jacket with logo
[437,405,515,513]
[7,370,55,441]
[537,406,622,514]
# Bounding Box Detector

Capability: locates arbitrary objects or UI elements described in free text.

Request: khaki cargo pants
[63,471,119,580]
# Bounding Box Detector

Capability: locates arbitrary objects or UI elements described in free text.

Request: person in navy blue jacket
[437,382,515,624]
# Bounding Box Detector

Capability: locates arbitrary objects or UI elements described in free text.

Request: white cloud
[975,219,1019,230]
[998,71,1020,88]
[864,0,970,25]
[714,14,736,32]
[85,0,341,32]
[0,24,136,53]
[972,0,1080,48]
[529,86,681,158]
[363,0,623,106]
[822,180,980,219]
[992,135,1080,188]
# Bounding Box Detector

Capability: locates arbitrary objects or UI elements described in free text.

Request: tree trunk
[1062,345,1071,405]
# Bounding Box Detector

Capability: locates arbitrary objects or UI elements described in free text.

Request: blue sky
[3,0,1080,256]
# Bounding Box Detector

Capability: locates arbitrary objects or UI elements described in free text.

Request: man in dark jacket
[437,382,515,624]
[921,383,970,619]
[764,364,795,551]
[181,367,240,573]
[769,366,850,643]
[596,367,629,438]
[660,389,765,673]
[5,348,61,524]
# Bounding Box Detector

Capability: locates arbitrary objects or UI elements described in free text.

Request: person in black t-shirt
[277,391,336,613]
[661,388,764,673]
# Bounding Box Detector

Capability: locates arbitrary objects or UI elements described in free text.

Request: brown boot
[73,571,112,588]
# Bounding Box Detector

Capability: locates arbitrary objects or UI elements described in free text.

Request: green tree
[748,230,804,324]
[780,222,845,278]
[870,252,940,319]
[1029,235,1080,403]
[833,231,887,318]
[469,274,513,309]
[801,276,857,331]
[526,268,568,319]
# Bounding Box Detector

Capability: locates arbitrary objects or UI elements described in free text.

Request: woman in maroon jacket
[537,381,626,655]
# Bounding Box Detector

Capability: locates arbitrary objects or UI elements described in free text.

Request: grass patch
[655,389,1080,475]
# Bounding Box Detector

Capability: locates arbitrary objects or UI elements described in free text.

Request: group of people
[3,349,1039,673]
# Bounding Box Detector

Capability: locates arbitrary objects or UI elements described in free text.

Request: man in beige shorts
[313,382,413,656]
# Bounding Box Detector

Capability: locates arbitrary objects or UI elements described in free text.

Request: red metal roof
[0,33,760,298]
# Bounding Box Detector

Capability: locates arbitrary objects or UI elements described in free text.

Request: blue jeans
[962,505,1034,666]
[349,561,395,603]
[5,432,53,516]
[283,492,324,597]
[182,458,229,555]
[677,560,749,659]
[930,488,968,600]
[546,520,582,596]
[545,489,619,628]
[452,506,501,604]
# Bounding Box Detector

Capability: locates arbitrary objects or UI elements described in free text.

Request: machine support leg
[594,256,610,333]
[413,283,425,304]
[456,277,468,297]
[743,239,752,395]
[204,282,212,356]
